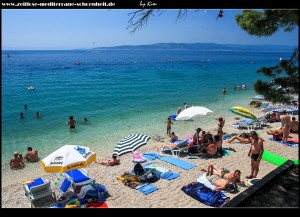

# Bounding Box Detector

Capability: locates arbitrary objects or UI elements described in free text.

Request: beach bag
[145,171,159,183]
[134,163,145,175]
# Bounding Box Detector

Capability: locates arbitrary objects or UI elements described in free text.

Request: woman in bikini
[281,110,291,142]
[96,155,120,166]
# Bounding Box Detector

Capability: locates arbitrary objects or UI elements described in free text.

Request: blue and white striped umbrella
[113,134,151,156]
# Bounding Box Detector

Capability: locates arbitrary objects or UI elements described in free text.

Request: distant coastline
[92,42,296,52]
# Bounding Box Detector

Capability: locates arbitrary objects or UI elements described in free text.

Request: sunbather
[96,154,120,166]
[202,162,244,185]
[10,152,25,170]
[205,162,237,192]
[267,129,283,141]
[226,132,251,144]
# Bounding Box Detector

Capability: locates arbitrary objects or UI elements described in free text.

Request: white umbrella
[112,134,151,156]
[251,95,265,100]
[40,145,96,173]
[175,106,213,121]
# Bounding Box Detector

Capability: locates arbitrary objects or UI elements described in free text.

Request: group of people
[10,147,39,170]
[66,116,89,129]
[19,104,41,119]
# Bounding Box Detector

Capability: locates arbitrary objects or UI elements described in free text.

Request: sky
[2,9,299,50]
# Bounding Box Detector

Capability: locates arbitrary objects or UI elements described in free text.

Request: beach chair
[259,102,269,109]
[161,140,189,157]
[65,169,95,192]
[23,177,56,208]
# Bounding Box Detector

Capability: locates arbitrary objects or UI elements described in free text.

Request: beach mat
[268,137,298,147]
[143,162,180,180]
[160,171,180,180]
[142,153,162,161]
[160,156,196,170]
[262,150,288,166]
[135,183,158,195]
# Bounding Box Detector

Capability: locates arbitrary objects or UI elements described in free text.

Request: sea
[1,49,292,178]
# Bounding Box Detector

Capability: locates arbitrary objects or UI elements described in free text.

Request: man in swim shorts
[246,131,264,179]
[10,152,25,169]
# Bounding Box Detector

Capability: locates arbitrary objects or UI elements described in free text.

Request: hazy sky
[2,9,299,50]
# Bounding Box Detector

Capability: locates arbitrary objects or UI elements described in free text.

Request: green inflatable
[262,150,288,166]
[293,159,299,165]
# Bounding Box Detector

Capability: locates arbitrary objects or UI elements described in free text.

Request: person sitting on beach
[192,128,202,146]
[176,107,182,115]
[267,129,283,141]
[291,117,299,134]
[96,155,120,166]
[170,132,178,142]
[190,137,217,157]
[226,132,251,144]
[214,135,223,155]
[205,162,237,192]
[67,116,76,129]
[24,147,39,162]
[202,162,244,185]
[10,152,25,170]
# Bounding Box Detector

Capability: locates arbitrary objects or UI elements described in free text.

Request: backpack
[133,163,145,175]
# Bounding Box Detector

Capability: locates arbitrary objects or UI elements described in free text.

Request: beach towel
[117,174,144,189]
[268,137,298,147]
[86,202,108,208]
[135,183,159,195]
[143,162,180,180]
[142,153,162,161]
[181,182,230,207]
[160,156,196,170]
[196,173,216,190]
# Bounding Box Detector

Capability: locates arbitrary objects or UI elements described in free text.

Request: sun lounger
[23,177,56,208]
[65,169,95,192]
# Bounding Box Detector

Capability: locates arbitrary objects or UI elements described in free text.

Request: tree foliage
[235,10,299,103]
[235,10,298,37]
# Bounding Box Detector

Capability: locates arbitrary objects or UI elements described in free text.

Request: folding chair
[23,177,56,208]
[65,169,95,192]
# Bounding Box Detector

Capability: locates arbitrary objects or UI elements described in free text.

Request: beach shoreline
[2,108,298,208]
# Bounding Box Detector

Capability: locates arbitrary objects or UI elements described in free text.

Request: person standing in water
[67,116,77,129]
[222,88,227,94]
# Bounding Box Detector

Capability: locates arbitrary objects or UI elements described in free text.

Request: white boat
[27,86,35,90]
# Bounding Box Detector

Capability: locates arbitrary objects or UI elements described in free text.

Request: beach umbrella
[112,134,151,156]
[273,105,298,114]
[175,106,213,121]
[251,95,265,100]
[40,145,96,173]
[228,106,257,120]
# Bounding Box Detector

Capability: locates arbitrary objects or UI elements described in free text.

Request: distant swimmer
[24,105,28,110]
[74,61,80,65]
[20,113,24,118]
[36,112,41,118]
[234,86,236,90]
[83,117,88,123]
[27,86,35,90]
[222,88,227,94]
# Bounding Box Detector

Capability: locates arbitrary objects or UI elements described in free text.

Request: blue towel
[66,169,90,183]
[135,183,159,195]
[181,182,229,207]
[160,171,180,180]
[142,153,162,161]
[268,137,298,147]
[60,179,71,193]
[160,156,196,170]
[26,178,44,190]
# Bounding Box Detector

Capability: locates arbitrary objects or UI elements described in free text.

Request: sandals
[245,175,254,179]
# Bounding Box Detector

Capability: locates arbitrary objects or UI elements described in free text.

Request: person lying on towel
[202,162,244,186]
[205,162,237,192]
[96,154,120,166]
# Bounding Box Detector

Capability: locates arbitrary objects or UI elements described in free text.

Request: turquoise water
[1,49,290,172]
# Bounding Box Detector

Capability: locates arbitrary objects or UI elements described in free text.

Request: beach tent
[112,134,151,156]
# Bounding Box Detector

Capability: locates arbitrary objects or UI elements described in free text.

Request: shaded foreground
[238,165,299,207]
